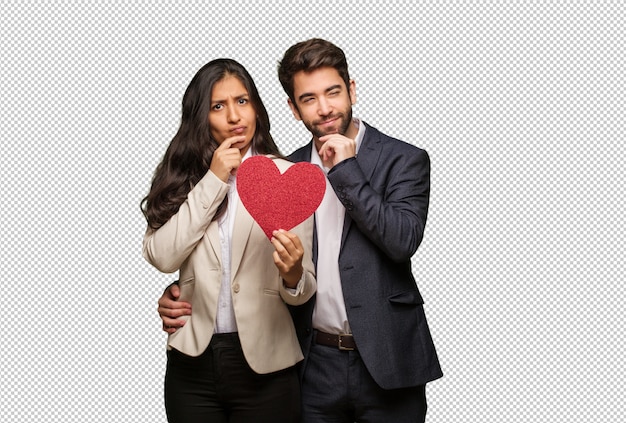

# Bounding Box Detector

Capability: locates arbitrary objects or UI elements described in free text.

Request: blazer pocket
[388,289,424,305]
[177,276,196,303]
[179,276,195,287]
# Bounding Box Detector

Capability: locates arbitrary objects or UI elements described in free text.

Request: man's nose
[317,97,332,116]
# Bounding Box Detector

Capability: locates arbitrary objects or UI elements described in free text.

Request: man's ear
[287,98,302,121]
[349,79,357,106]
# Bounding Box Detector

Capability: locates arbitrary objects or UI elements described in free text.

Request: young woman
[141,58,316,423]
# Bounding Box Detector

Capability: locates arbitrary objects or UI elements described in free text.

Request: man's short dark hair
[278,38,351,104]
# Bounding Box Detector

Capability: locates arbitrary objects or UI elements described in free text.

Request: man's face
[288,67,357,145]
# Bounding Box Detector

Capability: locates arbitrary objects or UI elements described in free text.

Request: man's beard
[304,108,353,139]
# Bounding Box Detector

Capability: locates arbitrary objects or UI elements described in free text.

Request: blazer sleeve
[268,156,316,306]
[142,170,229,273]
[277,214,316,306]
[327,147,430,263]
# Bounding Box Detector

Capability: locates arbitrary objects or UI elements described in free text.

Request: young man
[158,39,442,422]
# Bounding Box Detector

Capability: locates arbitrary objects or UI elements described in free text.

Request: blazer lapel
[340,123,382,247]
[357,123,382,183]
[288,142,313,163]
[206,221,222,268]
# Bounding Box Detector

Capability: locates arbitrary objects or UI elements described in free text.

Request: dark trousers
[165,333,301,423]
[301,335,427,423]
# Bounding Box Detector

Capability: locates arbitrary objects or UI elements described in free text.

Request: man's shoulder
[287,143,312,162]
[363,122,427,155]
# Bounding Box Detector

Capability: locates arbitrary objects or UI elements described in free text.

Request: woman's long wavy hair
[141,59,282,229]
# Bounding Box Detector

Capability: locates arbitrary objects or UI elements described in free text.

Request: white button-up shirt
[214,147,254,333]
[310,119,364,334]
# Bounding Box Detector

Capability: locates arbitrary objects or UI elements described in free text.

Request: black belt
[315,330,357,351]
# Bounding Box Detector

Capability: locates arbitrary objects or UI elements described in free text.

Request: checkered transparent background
[1,1,623,422]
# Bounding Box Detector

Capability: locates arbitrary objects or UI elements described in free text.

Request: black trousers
[165,333,301,423]
[301,336,427,423]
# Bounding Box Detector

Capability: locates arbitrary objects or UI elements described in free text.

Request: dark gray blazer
[288,122,443,389]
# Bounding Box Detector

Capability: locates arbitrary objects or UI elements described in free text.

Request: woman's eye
[238,98,249,105]
[213,104,223,110]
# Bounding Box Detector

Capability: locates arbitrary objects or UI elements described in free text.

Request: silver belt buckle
[338,333,354,351]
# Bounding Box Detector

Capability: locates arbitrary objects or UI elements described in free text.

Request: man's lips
[317,118,338,127]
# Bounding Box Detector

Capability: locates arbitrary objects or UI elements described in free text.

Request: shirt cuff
[283,272,306,295]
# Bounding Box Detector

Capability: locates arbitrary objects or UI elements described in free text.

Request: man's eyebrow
[297,84,343,102]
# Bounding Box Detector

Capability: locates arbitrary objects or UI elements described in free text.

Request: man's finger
[158,305,191,319]
[158,299,191,312]
[162,320,185,333]
[170,284,181,299]
[162,315,186,326]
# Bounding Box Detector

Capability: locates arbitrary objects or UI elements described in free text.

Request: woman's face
[208,75,256,155]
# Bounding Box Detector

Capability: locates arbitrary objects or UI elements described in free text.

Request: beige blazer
[143,156,316,374]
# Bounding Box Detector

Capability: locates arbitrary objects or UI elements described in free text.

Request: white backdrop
[1,1,623,422]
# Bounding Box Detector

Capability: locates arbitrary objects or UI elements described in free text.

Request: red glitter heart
[237,156,326,239]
